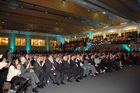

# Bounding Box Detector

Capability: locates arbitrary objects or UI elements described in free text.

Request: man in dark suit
[70,55,83,82]
[7,48,13,63]
[30,56,37,66]
[54,56,65,84]
[0,53,8,93]
[44,55,60,85]
[33,56,46,88]
[62,55,72,82]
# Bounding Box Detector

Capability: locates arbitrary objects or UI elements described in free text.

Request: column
[57,35,64,45]
[103,33,106,38]
[118,28,122,36]
[138,23,140,33]
[26,35,30,53]
[10,33,15,52]
[89,32,92,39]
[45,36,49,51]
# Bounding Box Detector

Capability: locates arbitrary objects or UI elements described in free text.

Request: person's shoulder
[33,61,37,65]
[45,59,51,64]
[9,65,15,69]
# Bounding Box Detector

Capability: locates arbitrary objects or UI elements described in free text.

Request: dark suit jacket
[20,63,30,74]
[44,59,56,73]
[33,61,43,78]
[54,61,63,72]
[31,59,36,66]
[62,61,71,71]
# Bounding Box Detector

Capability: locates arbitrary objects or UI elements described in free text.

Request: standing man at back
[7,48,13,63]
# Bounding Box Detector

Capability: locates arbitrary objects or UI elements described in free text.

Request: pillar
[10,33,15,52]
[103,33,106,38]
[89,32,92,39]
[57,35,64,45]
[138,23,140,33]
[45,36,49,51]
[26,35,30,53]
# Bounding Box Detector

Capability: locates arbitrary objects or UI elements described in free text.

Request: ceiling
[0,0,139,35]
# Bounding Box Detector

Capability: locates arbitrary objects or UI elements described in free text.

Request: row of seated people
[64,33,140,48]
[0,51,139,93]
[87,37,139,44]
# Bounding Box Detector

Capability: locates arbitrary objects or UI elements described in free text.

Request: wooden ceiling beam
[20,0,113,25]
[0,11,89,32]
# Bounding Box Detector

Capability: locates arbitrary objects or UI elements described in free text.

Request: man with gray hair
[19,56,40,93]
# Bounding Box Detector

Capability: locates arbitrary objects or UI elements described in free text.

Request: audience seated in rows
[0,49,140,93]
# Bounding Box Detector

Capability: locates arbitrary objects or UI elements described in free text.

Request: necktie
[75,63,78,67]
[52,64,55,71]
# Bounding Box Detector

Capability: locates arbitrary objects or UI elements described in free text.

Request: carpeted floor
[39,65,140,93]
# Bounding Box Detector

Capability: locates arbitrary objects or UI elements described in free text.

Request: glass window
[50,40,57,47]
[0,37,8,46]
[15,38,26,46]
[49,40,57,50]
[31,39,45,46]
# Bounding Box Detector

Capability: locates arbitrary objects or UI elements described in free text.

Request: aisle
[39,66,140,93]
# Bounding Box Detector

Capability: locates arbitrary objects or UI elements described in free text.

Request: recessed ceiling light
[90,29,94,30]
[120,22,127,25]
[2,21,5,24]
[104,25,109,28]
[20,6,24,8]
[102,11,106,14]
[45,11,48,14]
[134,27,137,29]
[61,0,66,4]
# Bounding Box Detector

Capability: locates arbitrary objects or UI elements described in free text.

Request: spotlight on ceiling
[62,0,66,4]
[120,22,128,25]
[102,11,106,14]
[90,29,95,31]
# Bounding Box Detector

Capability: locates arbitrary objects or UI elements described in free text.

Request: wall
[0,31,58,54]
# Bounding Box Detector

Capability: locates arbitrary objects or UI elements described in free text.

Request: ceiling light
[62,0,66,4]
[90,29,95,31]
[88,9,90,12]
[120,22,127,25]
[102,12,106,14]
[45,11,48,14]
[2,21,5,24]
[133,27,137,29]
[104,25,109,28]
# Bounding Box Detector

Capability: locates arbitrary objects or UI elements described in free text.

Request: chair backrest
[2,82,11,93]
[2,82,11,90]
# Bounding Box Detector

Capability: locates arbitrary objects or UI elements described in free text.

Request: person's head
[85,55,89,59]
[25,54,29,59]
[71,55,76,60]
[55,56,60,62]
[2,58,7,63]
[77,54,80,58]
[20,56,26,63]
[91,55,94,59]
[36,56,41,63]
[48,55,53,62]
[11,59,19,68]
[63,56,67,61]
[95,55,99,59]
[9,48,12,52]
[15,59,19,65]
[43,56,47,61]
